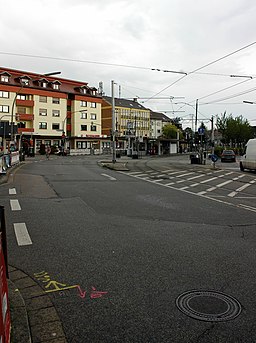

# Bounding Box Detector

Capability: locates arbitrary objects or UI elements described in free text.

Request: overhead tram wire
[0,51,187,75]
[186,77,255,105]
[143,41,256,102]
[200,86,256,105]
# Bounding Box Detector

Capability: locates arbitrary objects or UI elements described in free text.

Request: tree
[216,112,253,146]
[162,124,178,139]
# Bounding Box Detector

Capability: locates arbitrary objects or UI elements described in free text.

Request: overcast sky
[1,0,256,129]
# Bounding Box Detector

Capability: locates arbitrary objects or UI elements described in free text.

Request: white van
[240,139,256,171]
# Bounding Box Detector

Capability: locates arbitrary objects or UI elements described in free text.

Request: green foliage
[216,112,253,146]
[162,124,179,139]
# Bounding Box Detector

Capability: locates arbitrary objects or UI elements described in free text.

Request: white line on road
[101,173,117,181]
[239,204,256,213]
[10,199,21,211]
[9,188,17,195]
[14,223,32,246]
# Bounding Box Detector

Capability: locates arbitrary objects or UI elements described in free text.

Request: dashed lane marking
[101,173,117,181]
[14,223,32,246]
[9,188,17,195]
[10,199,21,211]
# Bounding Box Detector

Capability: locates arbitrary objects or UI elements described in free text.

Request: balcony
[16,114,34,121]
[16,99,34,107]
[18,128,34,133]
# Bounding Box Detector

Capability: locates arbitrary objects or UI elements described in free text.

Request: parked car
[221,150,236,162]
[240,139,256,171]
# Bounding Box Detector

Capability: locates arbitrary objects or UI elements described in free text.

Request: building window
[91,125,97,131]
[52,83,59,90]
[0,105,9,113]
[90,102,96,108]
[39,109,47,116]
[52,110,60,117]
[39,122,47,129]
[77,141,90,149]
[52,123,60,130]
[81,101,87,107]
[42,82,47,88]
[0,91,9,98]
[80,111,87,119]
[39,96,47,103]
[0,75,9,83]
[17,107,26,114]
[21,78,30,86]
[17,94,26,100]
[90,113,96,120]
[81,125,87,131]
[52,97,60,104]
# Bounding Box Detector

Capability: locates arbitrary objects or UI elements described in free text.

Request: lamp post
[111,80,116,163]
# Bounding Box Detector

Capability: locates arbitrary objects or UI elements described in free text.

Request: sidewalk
[8,265,67,343]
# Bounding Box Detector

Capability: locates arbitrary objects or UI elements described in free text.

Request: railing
[0,152,20,174]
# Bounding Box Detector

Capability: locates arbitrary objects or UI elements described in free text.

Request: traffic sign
[198,127,205,135]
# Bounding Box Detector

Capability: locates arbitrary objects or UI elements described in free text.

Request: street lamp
[243,100,256,104]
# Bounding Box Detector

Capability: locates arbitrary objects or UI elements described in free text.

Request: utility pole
[211,115,215,156]
[195,99,198,134]
[111,80,116,163]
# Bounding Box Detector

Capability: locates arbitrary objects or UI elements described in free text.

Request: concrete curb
[8,266,67,343]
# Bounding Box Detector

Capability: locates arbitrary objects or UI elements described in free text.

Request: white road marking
[101,173,117,181]
[239,204,256,213]
[216,180,233,188]
[165,182,175,186]
[168,170,186,175]
[176,172,195,178]
[187,174,207,181]
[9,188,17,195]
[200,176,218,184]
[14,223,32,246]
[119,171,256,213]
[10,199,21,211]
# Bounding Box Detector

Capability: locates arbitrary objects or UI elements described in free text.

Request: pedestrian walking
[45,146,51,160]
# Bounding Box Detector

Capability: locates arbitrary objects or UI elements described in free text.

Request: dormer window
[0,72,11,83]
[38,78,49,88]
[18,75,31,86]
[51,80,61,90]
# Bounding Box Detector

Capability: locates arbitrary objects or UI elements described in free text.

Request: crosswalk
[121,168,256,200]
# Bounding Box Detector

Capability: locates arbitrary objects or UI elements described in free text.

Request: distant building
[0,67,102,154]
[102,97,150,155]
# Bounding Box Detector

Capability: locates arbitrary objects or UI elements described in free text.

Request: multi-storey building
[0,67,102,154]
[102,97,150,155]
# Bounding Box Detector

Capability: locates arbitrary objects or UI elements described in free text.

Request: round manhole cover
[176,290,242,322]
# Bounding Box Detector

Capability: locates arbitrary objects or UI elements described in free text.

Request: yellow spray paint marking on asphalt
[34,271,108,299]
[34,271,78,293]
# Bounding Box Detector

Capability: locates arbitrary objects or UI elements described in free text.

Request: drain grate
[176,290,242,322]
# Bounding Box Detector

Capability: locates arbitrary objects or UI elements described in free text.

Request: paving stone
[8,265,17,272]
[28,306,60,326]
[14,276,37,289]
[9,270,28,281]
[24,295,53,310]
[19,285,45,299]
[30,321,66,343]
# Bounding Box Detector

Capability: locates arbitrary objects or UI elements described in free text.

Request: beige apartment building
[0,67,102,155]
[102,97,151,155]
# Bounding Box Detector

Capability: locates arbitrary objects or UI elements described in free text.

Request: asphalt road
[2,154,256,342]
